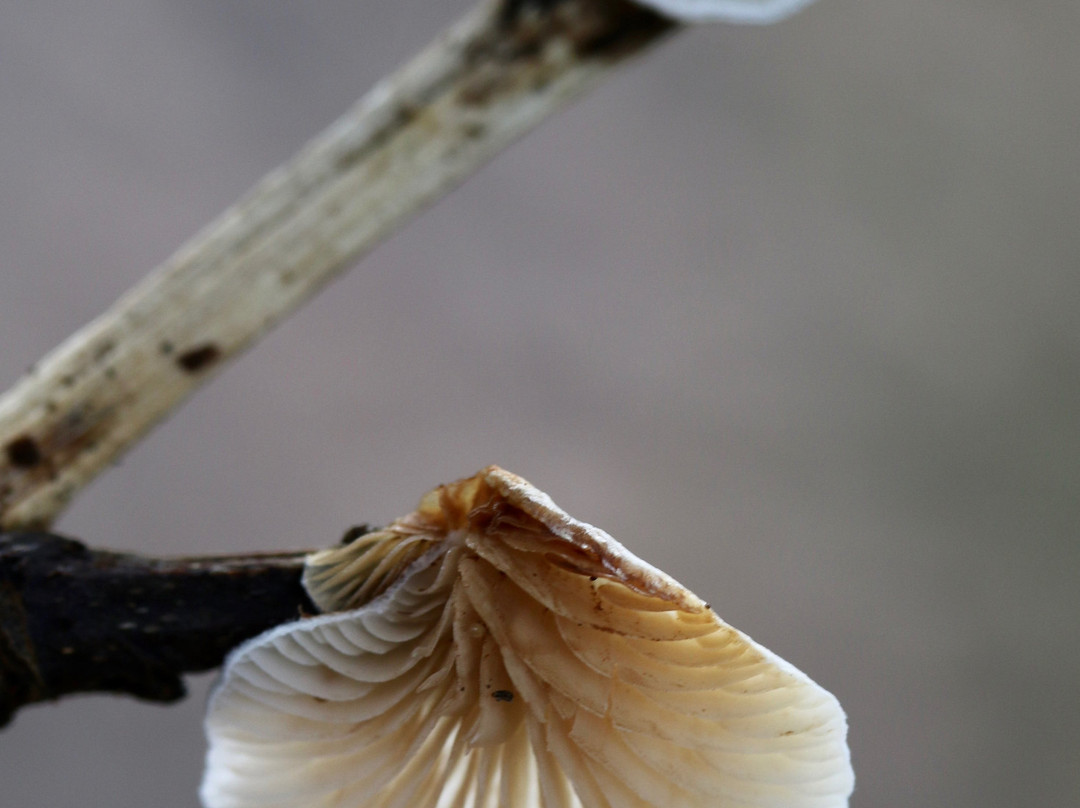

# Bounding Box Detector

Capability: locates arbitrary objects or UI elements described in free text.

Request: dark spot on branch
[395,104,419,128]
[493,689,514,702]
[5,437,42,469]
[93,340,116,363]
[500,0,673,62]
[334,105,420,172]
[457,77,500,107]
[176,344,221,373]
[462,121,487,139]
[461,0,670,108]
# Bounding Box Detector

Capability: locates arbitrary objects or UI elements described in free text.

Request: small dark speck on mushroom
[492,690,514,703]
[177,343,221,373]
[5,435,42,468]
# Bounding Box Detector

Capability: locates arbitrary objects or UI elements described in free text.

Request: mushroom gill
[201,466,853,808]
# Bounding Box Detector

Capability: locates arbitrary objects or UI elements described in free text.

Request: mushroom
[201,466,853,807]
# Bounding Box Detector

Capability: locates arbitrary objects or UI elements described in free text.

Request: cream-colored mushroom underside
[201,467,852,808]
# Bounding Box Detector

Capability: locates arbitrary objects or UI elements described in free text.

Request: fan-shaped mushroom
[201,467,852,807]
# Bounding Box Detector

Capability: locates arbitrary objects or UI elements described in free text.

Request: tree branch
[0,532,315,727]
[0,0,675,531]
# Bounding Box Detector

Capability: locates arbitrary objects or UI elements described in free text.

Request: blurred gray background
[1,0,1077,805]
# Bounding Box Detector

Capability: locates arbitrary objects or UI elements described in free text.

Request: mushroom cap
[634,0,820,24]
[202,466,853,808]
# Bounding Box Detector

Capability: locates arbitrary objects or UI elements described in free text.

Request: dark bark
[0,532,315,727]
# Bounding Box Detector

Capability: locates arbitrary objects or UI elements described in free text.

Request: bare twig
[0,0,674,531]
[0,531,314,726]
